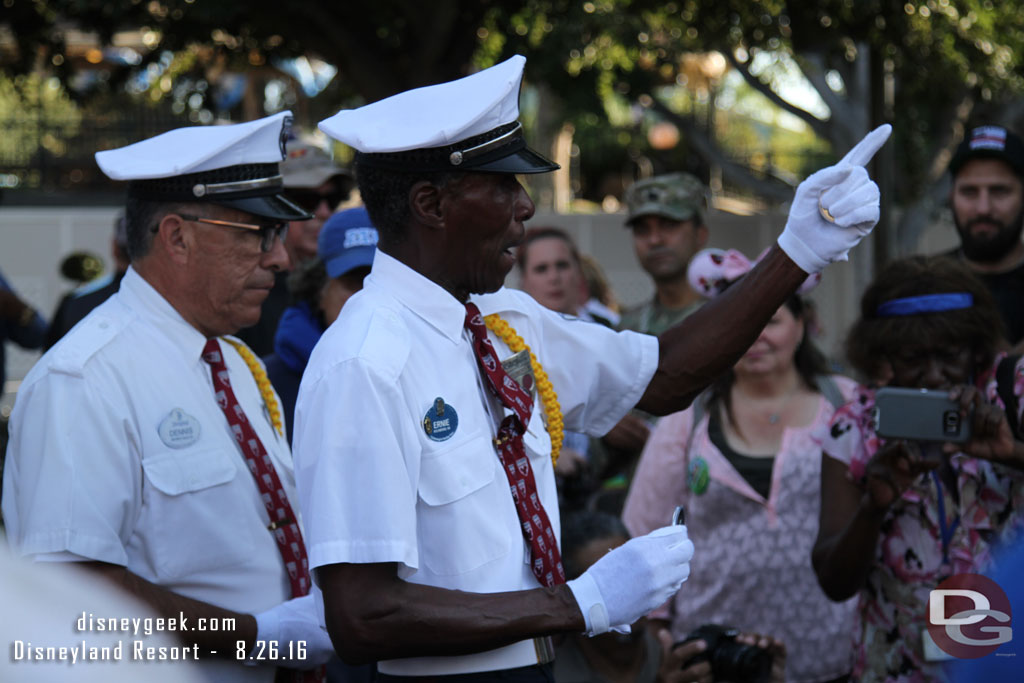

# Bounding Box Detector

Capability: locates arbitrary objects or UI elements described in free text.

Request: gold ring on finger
[818,200,836,224]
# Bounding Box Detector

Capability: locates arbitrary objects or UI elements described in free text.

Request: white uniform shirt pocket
[140,449,256,579]
[417,432,511,576]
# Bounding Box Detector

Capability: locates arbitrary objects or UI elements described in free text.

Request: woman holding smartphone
[623,248,857,683]
[812,255,1024,682]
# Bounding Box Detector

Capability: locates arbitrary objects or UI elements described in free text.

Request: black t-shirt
[707,409,774,500]
[943,249,1024,345]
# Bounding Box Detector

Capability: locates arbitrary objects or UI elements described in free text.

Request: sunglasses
[177,213,289,253]
[283,188,347,213]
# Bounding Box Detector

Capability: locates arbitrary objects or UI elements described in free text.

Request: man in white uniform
[295,55,891,680]
[3,113,334,682]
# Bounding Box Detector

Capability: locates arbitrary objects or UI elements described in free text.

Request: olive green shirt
[618,297,703,337]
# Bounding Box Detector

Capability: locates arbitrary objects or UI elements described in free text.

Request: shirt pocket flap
[142,449,238,496]
[418,434,494,506]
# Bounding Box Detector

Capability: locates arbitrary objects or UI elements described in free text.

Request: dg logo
[927,573,1012,659]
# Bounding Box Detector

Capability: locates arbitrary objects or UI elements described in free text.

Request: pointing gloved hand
[254,594,335,667]
[567,525,694,636]
[777,124,892,274]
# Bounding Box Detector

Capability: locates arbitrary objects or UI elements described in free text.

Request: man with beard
[945,125,1024,344]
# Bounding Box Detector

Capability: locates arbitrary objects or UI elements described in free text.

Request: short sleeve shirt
[293,251,658,668]
[2,267,299,683]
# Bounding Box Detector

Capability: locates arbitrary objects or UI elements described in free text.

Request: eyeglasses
[177,214,289,253]
[283,188,347,213]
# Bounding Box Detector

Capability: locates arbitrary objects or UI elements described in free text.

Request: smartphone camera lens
[943,411,960,436]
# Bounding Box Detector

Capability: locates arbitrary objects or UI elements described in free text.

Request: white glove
[777,124,892,273]
[253,594,335,668]
[567,525,694,636]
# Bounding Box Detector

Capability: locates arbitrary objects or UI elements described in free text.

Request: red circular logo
[927,573,1012,659]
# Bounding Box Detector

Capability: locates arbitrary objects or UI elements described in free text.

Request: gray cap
[624,172,706,225]
[281,141,349,189]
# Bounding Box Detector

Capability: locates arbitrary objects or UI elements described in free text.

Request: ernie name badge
[501,350,536,399]
[423,397,459,441]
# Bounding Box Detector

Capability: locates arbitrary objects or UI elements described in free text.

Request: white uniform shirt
[293,251,658,675]
[2,267,300,683]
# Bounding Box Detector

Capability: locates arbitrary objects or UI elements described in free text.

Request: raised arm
[638,125,892,416]
[637,246,805,415]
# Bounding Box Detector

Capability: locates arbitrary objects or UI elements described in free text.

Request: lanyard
[931,470,961,565]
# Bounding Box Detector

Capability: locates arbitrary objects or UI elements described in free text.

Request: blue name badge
[423,397,459,441]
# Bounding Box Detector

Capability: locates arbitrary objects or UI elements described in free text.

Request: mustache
[966,215,1005,229]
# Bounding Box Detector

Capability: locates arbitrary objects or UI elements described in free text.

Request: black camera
[677,624,772,683]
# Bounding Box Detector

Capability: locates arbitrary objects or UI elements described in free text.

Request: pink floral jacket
[822,355,1024,682]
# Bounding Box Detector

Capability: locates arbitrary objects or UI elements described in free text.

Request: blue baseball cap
[318,207,378,278]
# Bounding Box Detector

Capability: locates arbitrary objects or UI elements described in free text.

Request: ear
[409,180,446,230]
[154,213,192,265]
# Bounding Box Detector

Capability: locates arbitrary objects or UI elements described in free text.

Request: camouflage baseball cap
[624,172,707,225]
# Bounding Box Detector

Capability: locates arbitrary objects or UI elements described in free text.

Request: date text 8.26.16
[236,640,307,661]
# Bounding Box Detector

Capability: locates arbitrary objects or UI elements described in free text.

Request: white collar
[364,250,469,344]
[118,266,213,364]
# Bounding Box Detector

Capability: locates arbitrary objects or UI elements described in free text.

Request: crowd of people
[2,53,1023,683]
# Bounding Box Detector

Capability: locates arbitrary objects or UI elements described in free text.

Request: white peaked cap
[318,55,557,174]
[96,111,293,180]
[94,112,311,221]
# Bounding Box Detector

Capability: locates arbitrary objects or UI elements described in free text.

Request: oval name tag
[422,397,459,442]
[158,408,202,449]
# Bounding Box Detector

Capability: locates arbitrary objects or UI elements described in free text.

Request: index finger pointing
[839,123,892,167]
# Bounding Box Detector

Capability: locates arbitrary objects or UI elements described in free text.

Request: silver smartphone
[872,387,971,443]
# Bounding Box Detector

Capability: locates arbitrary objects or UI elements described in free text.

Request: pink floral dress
[821,355,1024,682]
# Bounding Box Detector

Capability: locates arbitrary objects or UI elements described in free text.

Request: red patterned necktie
[203,339,324,682]
[463,303,565,587]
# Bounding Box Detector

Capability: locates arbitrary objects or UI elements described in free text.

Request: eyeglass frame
[176,213,290,253]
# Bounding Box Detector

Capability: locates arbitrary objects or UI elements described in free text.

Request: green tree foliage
[6,0,1024,251]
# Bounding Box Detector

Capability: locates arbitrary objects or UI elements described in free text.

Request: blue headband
[876,293,974,317]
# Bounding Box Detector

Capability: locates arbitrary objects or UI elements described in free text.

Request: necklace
[220,336,284,437]
[484,314,564,467]
[736,378,801,427]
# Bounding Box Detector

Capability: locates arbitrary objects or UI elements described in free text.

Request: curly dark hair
[845,255,1006,380]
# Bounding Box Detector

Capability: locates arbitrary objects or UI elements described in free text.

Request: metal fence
[1,105,192,202]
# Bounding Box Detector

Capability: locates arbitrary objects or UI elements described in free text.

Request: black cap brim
[214,193,312,222]
[471,146,560,174]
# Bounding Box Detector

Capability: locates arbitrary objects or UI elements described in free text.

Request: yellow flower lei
[484,314,563,467]
[220,337,284,438]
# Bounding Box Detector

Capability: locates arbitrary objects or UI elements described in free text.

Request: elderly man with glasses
[2,112,334,683]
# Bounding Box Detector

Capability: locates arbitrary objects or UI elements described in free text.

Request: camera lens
[943,411,960,435]
[712,640,772,683]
